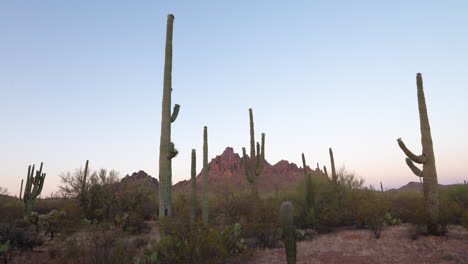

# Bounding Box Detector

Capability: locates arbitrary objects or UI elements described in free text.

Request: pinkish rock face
[173,147,327,194]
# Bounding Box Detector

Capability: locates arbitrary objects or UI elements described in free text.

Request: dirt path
[248,225,468,264]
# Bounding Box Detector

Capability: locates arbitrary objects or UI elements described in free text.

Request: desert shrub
[438,199,463,235]
[442,184,468,208]
[157,219,228,264]
[242,198,281,248]
[355,190,389,238]
[211,190,254,226]
[62,227,137,264]
[0,198,23,223]
[0,220,43,251]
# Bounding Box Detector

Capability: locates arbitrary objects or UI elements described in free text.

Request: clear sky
[1,0,467,197]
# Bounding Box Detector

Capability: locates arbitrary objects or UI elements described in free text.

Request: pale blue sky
[1,0,467,196]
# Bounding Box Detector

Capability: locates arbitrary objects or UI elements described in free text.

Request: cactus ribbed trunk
[280,202,296,264]
[301,153,315,224]
[242,108,265,200]
[397,73,439,235]
[202,127,209,226]
[190,149,197,224]
[19,179,23,202]
[158,14,180,219]
[329,148,337,184]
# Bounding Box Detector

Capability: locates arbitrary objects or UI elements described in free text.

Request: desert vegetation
[1,13,467,264]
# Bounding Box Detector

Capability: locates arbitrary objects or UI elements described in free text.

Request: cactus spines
[280,202,296,264]
[242,108,265,198]
[329,148,337,184]
[23,163,46,214]
[397,73,439,235]
[19,179,24,202]
[190,149,197,224]
[301,153,315,225]
[202,126,209,226]
[158,14,180,219]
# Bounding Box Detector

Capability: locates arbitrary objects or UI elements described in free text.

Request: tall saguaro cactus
[19,179,24,202]
[301,153,315,225]
[158,14,180,218]
[190,149,197,224]
[242,108,265,198]
[397,73,439,235]
[202,126,209,226]
[22,163,46,214]
[329,148,337,184]
[280,202,296,264]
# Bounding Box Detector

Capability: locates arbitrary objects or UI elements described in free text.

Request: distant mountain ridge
[173,147,328,194]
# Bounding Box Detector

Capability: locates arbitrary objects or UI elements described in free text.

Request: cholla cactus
[397,73,439,235]
[280,202,296,264]
[22,163,46,214]
[40,210,66,240]
[242,108,265,198]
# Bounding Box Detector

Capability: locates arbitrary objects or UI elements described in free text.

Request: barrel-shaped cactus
[22,163,46,214]
[202,126,209,226]
[158,14,180,218]
[280,202,296,264]
[242,108,265,199]
[190,149,197,224]
[397,73,439,235]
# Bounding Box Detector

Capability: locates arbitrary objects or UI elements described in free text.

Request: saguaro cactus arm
[329,148,337,184]
[171,104,180,122]
[397,138,426,164]
[242,147,253,183]
[255,133,265,175]
[405,158,423,177]
[301,153,307,175]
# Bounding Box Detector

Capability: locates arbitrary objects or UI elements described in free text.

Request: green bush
[156,219,228,264]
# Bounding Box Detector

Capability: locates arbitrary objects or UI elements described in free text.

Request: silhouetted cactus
[22,163,46,214]
[329,148,337,184]
[323,166,328,176]
[158,14,180,218]
[190,149,197,224]
[202,126,209,226]
[301,153,315,225]
[242,108,265,198]
[280,202,296,264]
[19,179,23,202]
[397,73,439,235]
[380,182,384,192]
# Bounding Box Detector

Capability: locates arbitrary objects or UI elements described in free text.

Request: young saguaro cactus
[397,73,439,235]
[242,108,265,198]
[202,126,209,226]
[190,149,197,224]
[329,148,337,184]
[280,202,296,264]
[158,14,180,219]
[301,153,315,224]
[23,163,46,214]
